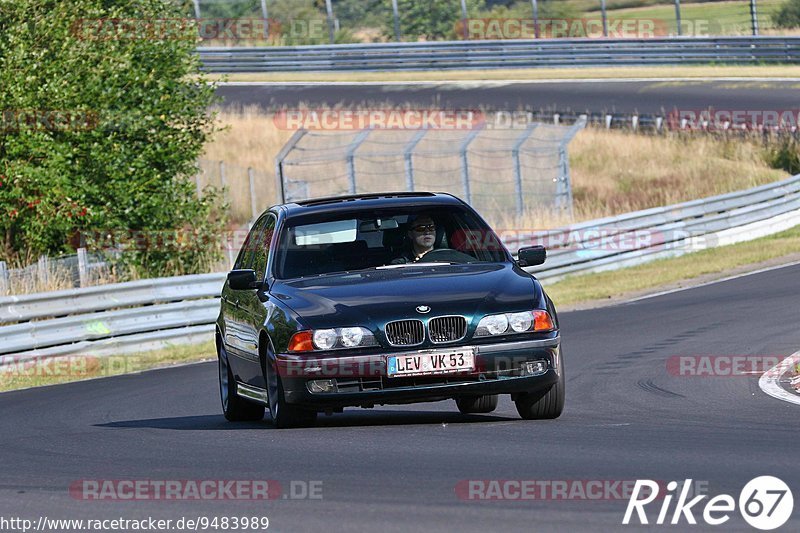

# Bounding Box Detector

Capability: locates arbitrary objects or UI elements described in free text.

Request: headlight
[508,311,533,332]
[340,327,365,347]
[475,310,554,337]
[313,329,338,350]
[476,314,509,336]
[289,327,376,352]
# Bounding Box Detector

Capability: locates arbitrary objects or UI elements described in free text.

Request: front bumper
[277,336,561,409]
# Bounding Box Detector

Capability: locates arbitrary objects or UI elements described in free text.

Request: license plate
[387,348,475,378]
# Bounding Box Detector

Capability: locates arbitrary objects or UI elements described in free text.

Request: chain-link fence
[183,0,793,45]
[0,250,114,296]
[274,118,585,222]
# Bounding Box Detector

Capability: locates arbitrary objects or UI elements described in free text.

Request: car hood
[270,263,542,330]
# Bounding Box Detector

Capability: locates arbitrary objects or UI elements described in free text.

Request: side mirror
[517,245,546,267]
[228,269,259,290]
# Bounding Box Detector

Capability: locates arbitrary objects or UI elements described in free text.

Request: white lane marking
[759,350,800,406]
[215,77,800,87]
[623,260,800,305]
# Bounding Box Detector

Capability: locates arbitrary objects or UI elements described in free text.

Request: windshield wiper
[376,262,453,269]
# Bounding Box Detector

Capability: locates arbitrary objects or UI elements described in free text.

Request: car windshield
[274,205,508,279]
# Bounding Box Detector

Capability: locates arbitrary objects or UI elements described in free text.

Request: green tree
[773,0,800,28]
[385,0,487,41]
[0,0,225,276]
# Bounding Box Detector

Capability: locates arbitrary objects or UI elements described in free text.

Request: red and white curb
[759,350,800,406]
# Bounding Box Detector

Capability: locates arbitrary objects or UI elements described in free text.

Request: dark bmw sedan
[216,192,563,428]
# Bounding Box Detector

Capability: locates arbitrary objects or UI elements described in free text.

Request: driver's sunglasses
[411,224,436,233]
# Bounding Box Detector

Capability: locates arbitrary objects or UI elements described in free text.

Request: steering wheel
[416,248,475,263]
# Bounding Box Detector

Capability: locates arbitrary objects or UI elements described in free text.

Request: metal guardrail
[198,37,800,72]
[1,172,798,364]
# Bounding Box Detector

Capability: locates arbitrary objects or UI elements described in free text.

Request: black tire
[456,394,499,414]
[264,350,317,429]
[218,343,265,422]
[514,348,565,420]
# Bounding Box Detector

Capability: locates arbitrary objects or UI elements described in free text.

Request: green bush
[0,0,225,276]
[773,0,800,29]
[765,136,800,175]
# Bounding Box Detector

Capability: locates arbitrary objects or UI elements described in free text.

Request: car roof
[277,192,465,219]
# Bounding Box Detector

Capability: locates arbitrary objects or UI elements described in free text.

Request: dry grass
[203,108,789,229]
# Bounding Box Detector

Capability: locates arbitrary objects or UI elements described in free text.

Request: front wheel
[218,344,265,422]
[265,352,317,429]
[456,394,499,414]
[515,348,565,420]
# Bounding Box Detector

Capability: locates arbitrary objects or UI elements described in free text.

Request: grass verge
[545,224,800,308]
[0,340,215,393]
[208,65,800,84]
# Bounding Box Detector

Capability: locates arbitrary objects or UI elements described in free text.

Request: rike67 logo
[623,476,793,530]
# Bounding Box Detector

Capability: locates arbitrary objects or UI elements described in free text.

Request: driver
[390,214,437,264]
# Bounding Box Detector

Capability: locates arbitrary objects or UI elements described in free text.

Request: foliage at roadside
[0,0,225,276]
[773,0,800,28]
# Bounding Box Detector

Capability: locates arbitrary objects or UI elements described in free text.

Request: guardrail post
[248,167,258,221]
[274,129,308,204]
[404,130,427,191]
[459,125,484,205]
[674,0,682,36]
[77,248,89,288]
[0,261,7,295]
[346,128,373,195]
[512,123,539,217]
[750,0,759,36]
[325,0,336,44]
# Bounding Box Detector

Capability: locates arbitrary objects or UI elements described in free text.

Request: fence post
[248,167,258,221]
[192,0,201,19]
[219,160,226,193]
[403,130,428,191]
[77,247,89,288]
[600,0,608,37]
[556,115,587,218]
[391,0,401,42]
[674,0,682,36]
[0,261,7,295]
[346,128,373,195]
[274,129,308,204]
[260,0,269,40]
[459,125,484,205]
[37,255,50,286]
[512,123,539,217]
[531,0,540,38]
[325,0,336,44]
[195,173,202,198]
[750,0,759,36]
[460,0,469,39]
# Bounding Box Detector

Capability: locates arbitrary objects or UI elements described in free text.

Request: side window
[234,216,268,270]
[252,215,276,280]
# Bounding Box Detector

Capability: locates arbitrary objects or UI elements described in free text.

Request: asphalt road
[1,264,799,532]
[216,80,800,115]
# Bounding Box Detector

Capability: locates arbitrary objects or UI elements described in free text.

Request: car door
[224,216,268,384]
[235,214,277,389]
